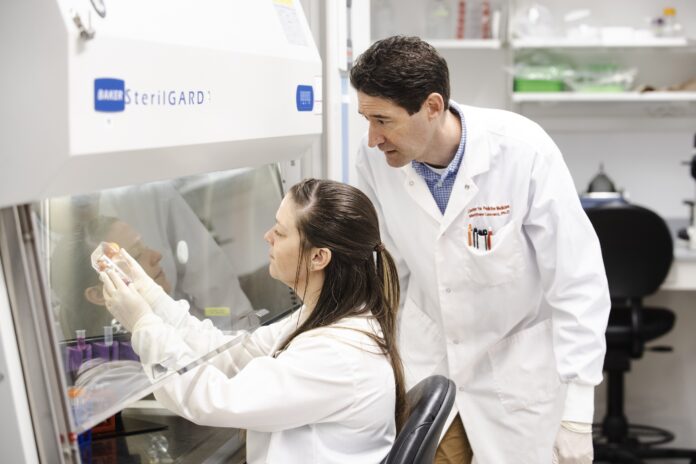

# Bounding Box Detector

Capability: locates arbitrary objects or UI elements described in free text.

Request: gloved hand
[552,421,593,464]
[101,269,153,333]
[119,249,164,306]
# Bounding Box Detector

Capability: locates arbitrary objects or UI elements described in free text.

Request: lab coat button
[464,184,470,190]
[458,386,465,392]
[452,339,459,345]
[409,180,415,186]
[445,288,452,293]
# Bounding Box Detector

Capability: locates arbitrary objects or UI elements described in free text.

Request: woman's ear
[84,285,106,306]
[310,247,332,272]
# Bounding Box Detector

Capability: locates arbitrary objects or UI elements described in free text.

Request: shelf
[511,37,691,49]
[512,91,696,103]
[427,39,502,50]
[423,37,693,51]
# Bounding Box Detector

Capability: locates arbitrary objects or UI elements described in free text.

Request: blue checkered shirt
[411,101,467,214]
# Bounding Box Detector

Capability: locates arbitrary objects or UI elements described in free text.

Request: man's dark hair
[350,35,450,115]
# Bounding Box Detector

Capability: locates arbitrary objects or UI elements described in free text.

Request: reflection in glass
[32,163,299,433]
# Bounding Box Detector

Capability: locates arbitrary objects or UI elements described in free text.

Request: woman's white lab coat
[130,301,396,464]
[356,104,610,463]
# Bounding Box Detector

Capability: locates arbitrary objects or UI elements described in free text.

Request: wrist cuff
[562,383,595,423]
[141,284,168,308]
[561,420,592,434]
[132,312,163,334]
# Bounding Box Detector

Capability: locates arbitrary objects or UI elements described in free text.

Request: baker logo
[94,78,125,112]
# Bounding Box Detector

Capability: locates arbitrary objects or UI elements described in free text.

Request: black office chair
[587,202,696,463]
[381,375,456,464]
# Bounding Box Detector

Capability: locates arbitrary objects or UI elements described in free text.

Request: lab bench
[82,400,246,464]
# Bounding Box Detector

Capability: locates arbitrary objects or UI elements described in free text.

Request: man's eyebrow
[359,111,390,119]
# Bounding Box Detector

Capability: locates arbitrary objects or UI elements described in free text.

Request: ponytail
[375,246,408,432]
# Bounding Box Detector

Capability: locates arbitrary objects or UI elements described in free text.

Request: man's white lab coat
[356,104,610,463]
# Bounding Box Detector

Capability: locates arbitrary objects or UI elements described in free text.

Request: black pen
[473,227,478,248]
[482,229,488,251]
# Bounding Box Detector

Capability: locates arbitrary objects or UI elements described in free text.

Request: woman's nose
[150,249,162,265]
[263,229,273,244]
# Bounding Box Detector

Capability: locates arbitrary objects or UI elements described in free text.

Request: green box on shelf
[571,84,626,93]
[514,78,565,92]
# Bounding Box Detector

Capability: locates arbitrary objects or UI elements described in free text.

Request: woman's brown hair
[278,178,407,432]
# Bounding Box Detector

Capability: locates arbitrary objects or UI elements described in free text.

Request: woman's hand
[101,269,153,332]
[119,249,160,300]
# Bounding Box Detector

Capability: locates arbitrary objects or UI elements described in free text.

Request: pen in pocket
[477,229,486,250]
[469,226,494,251]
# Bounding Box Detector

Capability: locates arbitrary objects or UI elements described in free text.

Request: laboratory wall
[556,130,694,219]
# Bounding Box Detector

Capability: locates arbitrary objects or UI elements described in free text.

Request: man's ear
[84,285,106,306]
[424,92,446,119]
[310,247,332,272]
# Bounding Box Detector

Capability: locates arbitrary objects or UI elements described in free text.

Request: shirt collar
[411,100,467,181]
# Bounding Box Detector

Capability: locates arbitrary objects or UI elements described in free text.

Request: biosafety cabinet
[0,1,321,462]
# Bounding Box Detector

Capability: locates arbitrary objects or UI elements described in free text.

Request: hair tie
[374,242,385,252]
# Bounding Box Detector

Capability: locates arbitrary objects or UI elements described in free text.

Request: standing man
[351,36,610,463]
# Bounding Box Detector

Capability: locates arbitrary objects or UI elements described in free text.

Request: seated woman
[100,178,407,464]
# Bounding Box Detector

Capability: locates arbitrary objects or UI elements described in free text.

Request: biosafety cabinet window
[30,163,299,431]
[37,163,297,343]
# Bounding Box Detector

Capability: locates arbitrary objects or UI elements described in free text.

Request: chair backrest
[585,203,673,299]
[381,375,456,464]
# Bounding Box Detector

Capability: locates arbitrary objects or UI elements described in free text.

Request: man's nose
[368,125,385,148]
[263,229,273,244]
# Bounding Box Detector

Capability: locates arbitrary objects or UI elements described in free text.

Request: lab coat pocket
[463,220,523,287]
[487,320,561,413]
[398,297,443,388]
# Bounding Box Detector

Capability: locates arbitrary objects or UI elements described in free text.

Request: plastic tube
[103,326,113,347]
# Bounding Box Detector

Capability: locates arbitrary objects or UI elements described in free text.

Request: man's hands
[552,421,593,464]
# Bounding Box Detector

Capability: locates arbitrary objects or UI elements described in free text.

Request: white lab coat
[356,104,610,463]
[131,301,396,464]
